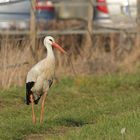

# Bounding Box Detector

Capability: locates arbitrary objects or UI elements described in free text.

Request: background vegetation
[0,22,140,139]
[0,32,140,88]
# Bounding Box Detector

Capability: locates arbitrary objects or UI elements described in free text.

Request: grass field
[0,74,140,140]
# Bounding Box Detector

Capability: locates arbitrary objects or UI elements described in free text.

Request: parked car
[94,0,137,29]
[36,0,55,21]
[51,0,137,29]
[0,0,55,30]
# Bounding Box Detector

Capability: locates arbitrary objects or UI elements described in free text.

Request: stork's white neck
[46,44,55,60]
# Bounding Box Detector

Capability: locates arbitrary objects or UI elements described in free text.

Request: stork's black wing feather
[26,82,35,105]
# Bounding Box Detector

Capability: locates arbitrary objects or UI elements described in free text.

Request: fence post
[87,0,94,37]
[87,0,93,47]
[30,0,38,62]
[137,0,140,26]
[136,0,140,47]
[84,0,93,55]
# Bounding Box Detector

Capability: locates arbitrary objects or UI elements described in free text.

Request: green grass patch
[0,74,140,140]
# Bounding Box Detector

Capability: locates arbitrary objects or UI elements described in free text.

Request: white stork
[26,36,67,124]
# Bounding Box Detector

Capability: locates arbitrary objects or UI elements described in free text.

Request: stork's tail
[26,82,35,105]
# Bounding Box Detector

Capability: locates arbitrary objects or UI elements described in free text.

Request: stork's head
[44,36,67,54]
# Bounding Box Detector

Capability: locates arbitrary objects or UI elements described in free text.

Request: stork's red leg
[40,93,47,124]
[30,94,36,124]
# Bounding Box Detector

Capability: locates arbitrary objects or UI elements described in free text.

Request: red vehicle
[94,0,137,29]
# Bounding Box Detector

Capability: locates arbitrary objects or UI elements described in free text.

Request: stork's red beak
[52,42,67,54]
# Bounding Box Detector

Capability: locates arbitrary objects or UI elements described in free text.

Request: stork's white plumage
[26,36,67,124]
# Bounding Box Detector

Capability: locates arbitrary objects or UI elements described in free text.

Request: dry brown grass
[0,32,140,88]
[0,36,30,88]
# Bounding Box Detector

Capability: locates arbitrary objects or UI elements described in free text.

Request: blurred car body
[0,0,55,30]
[52,0,137,29]
[94,0,137,29]
[0,0,137,30]
[0,0,30,29]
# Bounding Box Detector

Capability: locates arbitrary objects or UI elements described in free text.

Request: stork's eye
[49,39,53,42]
